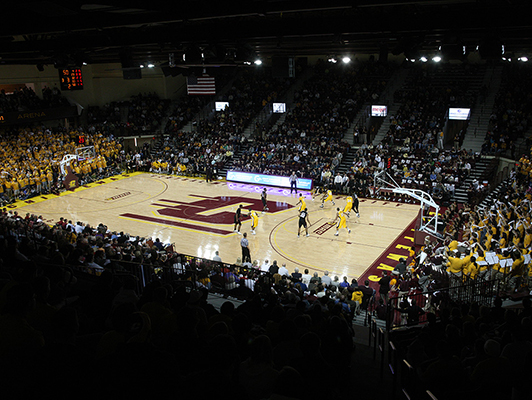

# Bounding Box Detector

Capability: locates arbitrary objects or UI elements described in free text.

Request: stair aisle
[344,103,369,146]
[478,178,511,209]
[217,143,250,179]
[451,157,495,203]
[337,147,358,175]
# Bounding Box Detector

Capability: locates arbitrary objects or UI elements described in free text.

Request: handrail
[426,390,439,400]
[401,359,415,400]
[386,275,502,330]
[388,340,398,396]
[378,327,386,378]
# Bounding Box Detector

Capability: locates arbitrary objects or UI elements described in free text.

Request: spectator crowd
[482,63,532,157]
[0,127,123,205]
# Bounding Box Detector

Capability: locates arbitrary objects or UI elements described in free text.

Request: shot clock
[59,68,84,90]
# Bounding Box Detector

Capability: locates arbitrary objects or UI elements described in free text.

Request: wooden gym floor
[12,172,419,279]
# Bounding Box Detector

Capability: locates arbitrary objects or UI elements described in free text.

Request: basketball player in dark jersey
[234,204,243,234]
[353,193,360,218]
[298,208,311,237]
[261,188,269,213]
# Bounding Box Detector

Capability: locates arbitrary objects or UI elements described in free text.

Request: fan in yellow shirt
[448,240,459,252]
[508,250,525,291]
[11,178,20,199]
[446,251,464,277]
[464,257,480,281]
[492,251,512,281]
[351,288,363,315]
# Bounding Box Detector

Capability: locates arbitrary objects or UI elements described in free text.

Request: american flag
[187,74,216,95]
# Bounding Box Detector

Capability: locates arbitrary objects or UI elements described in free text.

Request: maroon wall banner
[0,106,78,125]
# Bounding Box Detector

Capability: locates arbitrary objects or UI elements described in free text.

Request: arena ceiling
[1,0,531,68]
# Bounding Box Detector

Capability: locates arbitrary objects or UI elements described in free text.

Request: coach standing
[289,171,298,194]
[378,271,391,304]
[241,232,251,263]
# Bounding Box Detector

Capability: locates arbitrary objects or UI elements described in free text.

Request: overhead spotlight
[342,56,351,64]
[502,57,507,61]
[243,61,252,65]
[147,63,155,68]
[518,56,528,62]
[82,62,88,66]
[140,64,145,68]
[432,56,442,62]
[327,57,337,63]
[254,59,262,65]
[420,56,428,62]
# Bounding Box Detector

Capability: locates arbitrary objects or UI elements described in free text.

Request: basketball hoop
[76,146,96,162]
[373,170,440,237]
[59,146,96,176]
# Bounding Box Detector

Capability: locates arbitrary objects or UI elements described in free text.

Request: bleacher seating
[231,61,394,182]
[0,86,70,113]
[87,93,170,136]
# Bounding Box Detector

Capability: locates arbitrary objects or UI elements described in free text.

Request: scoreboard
[59,68,84,90]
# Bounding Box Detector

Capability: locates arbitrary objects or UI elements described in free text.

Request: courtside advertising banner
[226,171,312,190]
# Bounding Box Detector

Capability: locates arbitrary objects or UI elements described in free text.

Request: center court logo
[120,194,293,235]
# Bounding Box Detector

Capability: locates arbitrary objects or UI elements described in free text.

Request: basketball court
[10,172,420,280]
